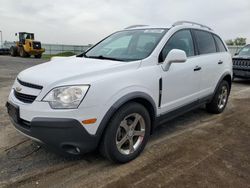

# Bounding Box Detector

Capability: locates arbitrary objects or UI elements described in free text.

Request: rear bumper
[6,102,99,155]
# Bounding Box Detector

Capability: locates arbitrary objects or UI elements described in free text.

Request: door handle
[194,66,202,71]
[218,60,223,64]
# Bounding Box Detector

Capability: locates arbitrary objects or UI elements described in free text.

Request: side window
[160,30,194,62]
[213,35,227,52]
[194,30,216,54]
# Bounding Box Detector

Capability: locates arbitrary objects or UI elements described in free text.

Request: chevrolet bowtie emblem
[16,86,22,92]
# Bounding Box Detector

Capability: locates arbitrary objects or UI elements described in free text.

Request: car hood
[18,57,140,87]
[233,55,250,59]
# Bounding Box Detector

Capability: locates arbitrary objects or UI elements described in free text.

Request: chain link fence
[3,41,92,55]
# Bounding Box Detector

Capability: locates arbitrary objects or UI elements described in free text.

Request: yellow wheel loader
[10,32,45,58]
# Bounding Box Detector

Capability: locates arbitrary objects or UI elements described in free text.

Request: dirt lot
[0,56,250,188]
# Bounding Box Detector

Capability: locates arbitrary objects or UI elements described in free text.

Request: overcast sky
[0,0,249,45]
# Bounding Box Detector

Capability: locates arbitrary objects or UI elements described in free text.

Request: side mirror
[162,49,187,71]
[15,33,17,36]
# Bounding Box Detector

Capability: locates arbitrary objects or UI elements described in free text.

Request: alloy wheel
[218,85,228,109]
[116,113,145,155]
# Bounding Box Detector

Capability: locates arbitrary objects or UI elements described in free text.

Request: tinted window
[160,30,194,61]
[214,35,227,52]
[194,30,216,54]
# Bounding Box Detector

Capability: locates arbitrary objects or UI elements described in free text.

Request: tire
[206,80,230,114]
[35,54,42,58]
[100,102,151,163]
[19,47,27,57]
[10,46,17,57]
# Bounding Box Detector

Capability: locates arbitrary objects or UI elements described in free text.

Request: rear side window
[213,35,227,52]
[194,30,216,55]
[160,29,194,62]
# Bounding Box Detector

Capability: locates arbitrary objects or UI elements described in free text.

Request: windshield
[85,29,167,61]
[238,45,250,56]
[19,33,34,41]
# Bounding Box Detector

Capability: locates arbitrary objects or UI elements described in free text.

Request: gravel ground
[0,56,250,188]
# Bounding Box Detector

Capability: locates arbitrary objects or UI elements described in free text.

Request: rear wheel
[206,80,230,114]
[100,102,151,163]
[34,54,42,58]
[10,46,18,57]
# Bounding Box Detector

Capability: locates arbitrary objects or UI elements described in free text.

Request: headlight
[43,85,89,109]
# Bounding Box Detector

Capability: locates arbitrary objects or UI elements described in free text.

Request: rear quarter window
[194,30,217,55]
[213,35,227,52]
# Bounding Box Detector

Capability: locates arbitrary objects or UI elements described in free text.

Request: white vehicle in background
[6,21,232,163]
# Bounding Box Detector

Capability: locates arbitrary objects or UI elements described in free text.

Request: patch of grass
[42,52,76,60]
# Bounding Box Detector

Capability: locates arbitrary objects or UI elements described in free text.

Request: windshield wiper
[85,55,124,61]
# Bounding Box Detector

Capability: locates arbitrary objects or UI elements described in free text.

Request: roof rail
[172,21,212,31]
[124,25,148,29]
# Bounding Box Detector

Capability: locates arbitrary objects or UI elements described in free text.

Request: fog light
[82,118,97,124]
[75,147,81,153]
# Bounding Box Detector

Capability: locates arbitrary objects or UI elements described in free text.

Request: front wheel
[100,102,151,163]
[19,47,27,57]
[206,80,230,114]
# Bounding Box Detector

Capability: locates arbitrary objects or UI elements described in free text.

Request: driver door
[159,29,201,114]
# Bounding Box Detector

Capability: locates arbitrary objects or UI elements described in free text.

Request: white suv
[6,21,232,163]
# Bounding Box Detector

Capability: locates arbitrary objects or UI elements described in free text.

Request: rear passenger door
[192,30,226,97]
[213,34,229,77]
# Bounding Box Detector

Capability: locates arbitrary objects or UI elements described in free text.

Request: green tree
[226,39,234,46]
[234,37,246,46]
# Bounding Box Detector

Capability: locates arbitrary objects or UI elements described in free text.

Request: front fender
[94,90,157,145]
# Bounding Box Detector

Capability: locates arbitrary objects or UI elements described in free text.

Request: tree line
[226,37,247,46]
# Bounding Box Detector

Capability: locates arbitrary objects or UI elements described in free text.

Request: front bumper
[28,48,45,55]
[8,88,102,135]
[233,68,250,78]
[6,102,99,155]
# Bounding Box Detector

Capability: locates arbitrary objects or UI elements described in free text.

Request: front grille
[32,41,41,49]
[14,90,37,103]
[233,59,250,67]
[17,78,43,90]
